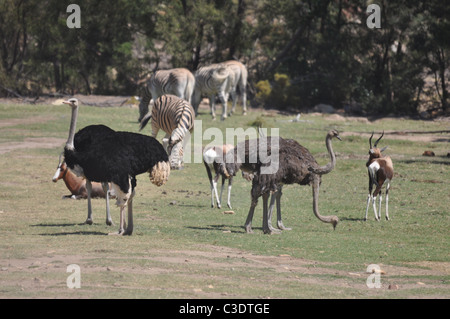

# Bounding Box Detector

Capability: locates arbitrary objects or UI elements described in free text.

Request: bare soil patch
[0,137,65,154]
[1,243,448,298]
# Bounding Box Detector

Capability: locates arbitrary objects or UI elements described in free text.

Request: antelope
[203,144,253,209]
[53,157,107,200]
[203,144,236,209]
[365,131,394,221]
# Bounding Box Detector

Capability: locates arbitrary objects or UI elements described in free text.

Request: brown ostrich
[223,130,341,234]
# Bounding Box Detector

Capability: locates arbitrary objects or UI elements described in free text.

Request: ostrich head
[62,98,79,108]
[368,131,387,158]
[329,129,342,141]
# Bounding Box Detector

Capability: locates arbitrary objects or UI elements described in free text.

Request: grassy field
[0,100,449,299]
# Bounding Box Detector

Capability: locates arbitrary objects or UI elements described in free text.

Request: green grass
[0,102,448,299]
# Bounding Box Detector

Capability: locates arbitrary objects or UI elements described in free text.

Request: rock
[388,284,399,290]
[419,111,431,119]
[422,150,435,156]
[223,210,235,214]
[313,104,335,114]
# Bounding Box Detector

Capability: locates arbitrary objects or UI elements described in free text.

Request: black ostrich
[62,98,170,235]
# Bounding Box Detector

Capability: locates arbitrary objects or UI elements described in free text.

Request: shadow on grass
[38,231,107,236]
[186,224,258,234]
[340,217,365,222]
[30,223,107,236]
[30,223,83,227]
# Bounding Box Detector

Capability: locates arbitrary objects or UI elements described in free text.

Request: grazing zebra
[192,63,234,121]
[222,60,248,116]
[140,95,195,170]
[138,68,195,122]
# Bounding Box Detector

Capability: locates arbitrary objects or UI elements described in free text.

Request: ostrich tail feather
[149,161,170,186]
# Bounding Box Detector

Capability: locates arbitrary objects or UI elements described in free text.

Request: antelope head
[368,131,388,159]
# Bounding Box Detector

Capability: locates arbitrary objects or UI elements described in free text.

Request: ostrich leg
[85,180,94,225]
[275,188,291,230]
[266,192,281,234]
[267,188,290,233]
[123,190,135,236]
[244,198,258,233]
[102,182,113,226]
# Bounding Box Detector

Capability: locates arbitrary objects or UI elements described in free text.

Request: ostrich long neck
[310,134,336,175]
[312,175,339,229]
[66,106,78,150]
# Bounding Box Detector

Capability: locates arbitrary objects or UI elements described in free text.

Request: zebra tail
[139,113,152,131]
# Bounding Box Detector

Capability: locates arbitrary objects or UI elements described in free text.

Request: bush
[255,73,298,109]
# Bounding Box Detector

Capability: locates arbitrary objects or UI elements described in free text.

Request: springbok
[365,131,394,221]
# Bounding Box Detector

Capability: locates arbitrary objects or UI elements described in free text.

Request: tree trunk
[437,49,448,112]
[228,0,245,59]
[53,59,62,92]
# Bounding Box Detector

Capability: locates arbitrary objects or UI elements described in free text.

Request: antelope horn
[369,132,374,149]
[374,131,384,147]
[58,151,64,166]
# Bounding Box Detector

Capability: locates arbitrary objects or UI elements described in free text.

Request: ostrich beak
[62,101,70,105]
[336,135,342,141]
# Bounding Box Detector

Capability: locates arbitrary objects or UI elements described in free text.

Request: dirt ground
[2,243,449,298]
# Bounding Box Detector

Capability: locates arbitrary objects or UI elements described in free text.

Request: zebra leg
[217,92,228,121]
[229,89,237,116]
[209,95,216,120]
[241,84,247,115]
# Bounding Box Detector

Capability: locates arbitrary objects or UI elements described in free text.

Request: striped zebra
[140,95,195,170]
[222,60,248,116]
[138,68,195,122]
[192,63,234,121]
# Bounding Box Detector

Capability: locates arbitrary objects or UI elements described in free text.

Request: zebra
[140,94,195,170]
[222,60,248,116]
[138,68,195,122]
[192,63,234,121]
